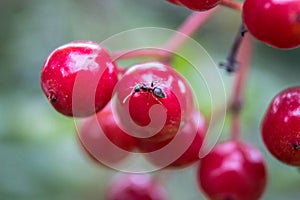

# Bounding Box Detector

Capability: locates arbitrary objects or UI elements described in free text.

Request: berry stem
[230,32,253,140]
[163,8,218,54]
[220,0,243,12]
[112,9,218,60]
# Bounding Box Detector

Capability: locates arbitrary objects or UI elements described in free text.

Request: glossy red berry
[106,173,167,200]
[166,0,220,11]
[77,104,136,167]
[197,141,267,200]
[41,41,118,117]
[243,0,300,49]
[261,87,300,166]
[113,62,194,150]
[145,110,206,168]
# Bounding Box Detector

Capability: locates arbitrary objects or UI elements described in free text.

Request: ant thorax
[123,81,166,104]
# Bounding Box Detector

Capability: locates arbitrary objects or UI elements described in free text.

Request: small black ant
[123,81,166,103]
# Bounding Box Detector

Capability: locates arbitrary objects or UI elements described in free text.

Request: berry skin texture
[261,87,300,166]
[41,41,118,117]
[145,110,206,168]
[243,0,300,49]
[167,0,220,11]
[114,62,194,150]
[197,141,267,200]
[106,173,167,200]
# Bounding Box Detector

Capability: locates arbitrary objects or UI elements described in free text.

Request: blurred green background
[1,0,300,199]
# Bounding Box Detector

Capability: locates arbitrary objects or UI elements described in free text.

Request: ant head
[134,84,141,92]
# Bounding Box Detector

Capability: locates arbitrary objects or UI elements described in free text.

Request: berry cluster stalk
[163,8,218,55]
[220,0,243,11]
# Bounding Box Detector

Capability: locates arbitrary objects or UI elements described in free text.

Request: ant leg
[122,90,134,104]
[152,93,164,106]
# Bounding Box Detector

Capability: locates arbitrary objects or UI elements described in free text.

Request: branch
[220,0,243,12]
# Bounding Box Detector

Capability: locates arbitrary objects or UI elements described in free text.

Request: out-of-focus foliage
[0,0,300,199]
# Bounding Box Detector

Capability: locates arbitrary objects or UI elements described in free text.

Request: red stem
[163,8,218,53]
[111,8,218,60]
[220,0,243,12]
[230,34,252,140]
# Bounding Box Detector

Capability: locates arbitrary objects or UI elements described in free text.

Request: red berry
[106,173,167,200]
[243,0,300,49]
[41,41,118,117]
[113,62,194,150]
[145,110,206,168]
[77,104,136,167]
[261,87,300,166]
[197,141,267,200]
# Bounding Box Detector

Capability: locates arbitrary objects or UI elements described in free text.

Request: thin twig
[220,0,243,12]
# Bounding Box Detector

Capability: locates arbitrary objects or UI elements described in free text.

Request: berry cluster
[40,0,300,199]
[41,39,267,199]
[41,40,206,168]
